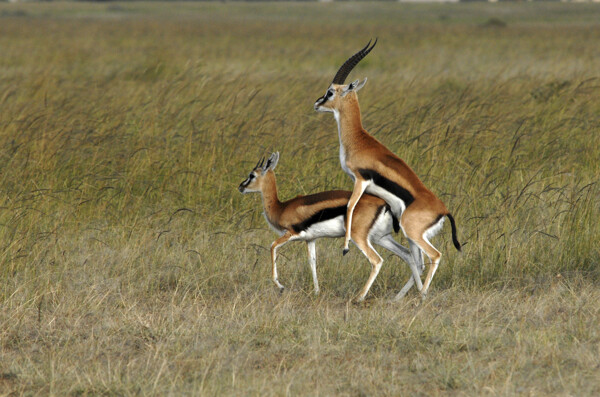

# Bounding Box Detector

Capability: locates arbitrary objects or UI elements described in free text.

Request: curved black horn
[332,38,377,85]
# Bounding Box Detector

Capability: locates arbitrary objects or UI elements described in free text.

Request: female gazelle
[314,40,461,299]
[238,152,424,302]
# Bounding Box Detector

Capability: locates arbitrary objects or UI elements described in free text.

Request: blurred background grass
[0,2,599,395]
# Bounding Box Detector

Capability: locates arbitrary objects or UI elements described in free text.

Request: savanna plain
[0,2,599,395]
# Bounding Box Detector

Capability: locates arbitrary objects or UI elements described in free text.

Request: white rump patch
[424,216,445,241]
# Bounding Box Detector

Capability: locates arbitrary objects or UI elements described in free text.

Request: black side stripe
[368,205,386,233]
[357,169,415,207]
[388,205,401,233]
[371,204,401,234]
[292,205,347,233]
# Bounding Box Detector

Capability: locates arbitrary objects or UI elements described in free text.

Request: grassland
[0,2,599,395]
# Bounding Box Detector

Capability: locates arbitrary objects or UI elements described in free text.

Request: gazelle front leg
[306,241,319,295]
[343,178,370,255]
[271,232,293,293]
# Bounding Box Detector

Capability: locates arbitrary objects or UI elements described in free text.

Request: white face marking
[314,87,336,112]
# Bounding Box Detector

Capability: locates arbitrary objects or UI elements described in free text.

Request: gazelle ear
[353,77,367,92]
[342,78,367,96]
[264,152,280,173]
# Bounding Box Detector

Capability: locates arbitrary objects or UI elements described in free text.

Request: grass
[0,1,599,395]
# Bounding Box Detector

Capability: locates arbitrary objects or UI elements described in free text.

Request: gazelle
[314,40,461,299]
[238,152,424,302]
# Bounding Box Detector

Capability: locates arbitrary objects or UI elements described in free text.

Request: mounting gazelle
[314,39,461,299]
[238,152,424,302]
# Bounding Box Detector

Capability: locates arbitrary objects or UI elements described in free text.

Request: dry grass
[0,2,599,395]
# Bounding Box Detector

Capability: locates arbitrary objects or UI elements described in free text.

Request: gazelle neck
[334,95,365,145]
[260,171,283,223]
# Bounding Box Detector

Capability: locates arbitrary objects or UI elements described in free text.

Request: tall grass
[0,2,599,395]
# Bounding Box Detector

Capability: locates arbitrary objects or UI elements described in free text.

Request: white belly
[365,184,406,217]
[299,216,346,240]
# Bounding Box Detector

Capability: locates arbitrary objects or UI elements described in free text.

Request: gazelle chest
[263,212,285,236]
[339,146,355,180]
[335,110,356,181]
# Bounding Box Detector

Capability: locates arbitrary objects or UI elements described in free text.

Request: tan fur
[316,84,454,298]
[247,169,388,234]
[239,160,417,301]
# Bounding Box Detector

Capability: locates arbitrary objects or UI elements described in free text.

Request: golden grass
[0,2,599,395]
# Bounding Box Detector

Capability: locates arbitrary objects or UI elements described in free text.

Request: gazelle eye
[326,91,333,98]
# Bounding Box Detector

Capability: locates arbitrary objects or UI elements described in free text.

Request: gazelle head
[314,39,377,113]
[238,152,280,194]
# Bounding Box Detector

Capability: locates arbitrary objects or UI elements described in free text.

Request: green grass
[0,2,599,395]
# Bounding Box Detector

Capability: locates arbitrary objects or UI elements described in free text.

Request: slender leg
[410,237,441,300]
[271,232,293,292]
[376,235,421,301]
[306,241,319,295]
[353,238,384,302]
[407,239,424,292]
[421,246,441,298]
[343,179,369,255]
[402,208,444,300]
[376,235,412,263]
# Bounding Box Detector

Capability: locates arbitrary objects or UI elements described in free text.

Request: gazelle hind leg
[411,237,441,300]
[271,232,293,292]
[343,179,369,255]
[376,235,420,301]
[353,237,384,302]
[402,206,444,299]
[306,241,319,295]
[408,239,424,292]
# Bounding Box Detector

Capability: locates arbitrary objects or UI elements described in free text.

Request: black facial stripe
[292,205,347,233]
[357,169,415,208]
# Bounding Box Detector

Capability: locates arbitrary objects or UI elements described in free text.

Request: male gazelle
[314,40,461,299]
[238,152,424,302]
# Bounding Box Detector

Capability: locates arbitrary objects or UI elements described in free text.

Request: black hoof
[343,248,349,256]
[279,287,285,295]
